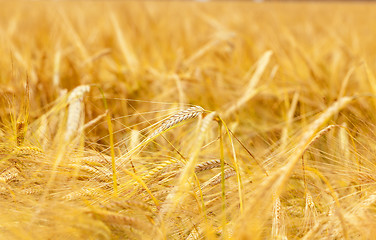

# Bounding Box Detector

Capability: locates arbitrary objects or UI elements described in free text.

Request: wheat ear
[118,106,205,167]
[65,85,90,141]
[272,196,287,239]
[16,120,26,146]
[13,146,44,159]
[69,164,112,181]
[20,186,43,195]
[304,191,318,228]
[63,187,100,201]
[142,158,179,182]
[77,155,112,166]
[0,166,20,183]
[148,106,205,140]
[200,168,236,190]
[195,159,222,173]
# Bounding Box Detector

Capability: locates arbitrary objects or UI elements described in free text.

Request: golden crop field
[1,1,376,239]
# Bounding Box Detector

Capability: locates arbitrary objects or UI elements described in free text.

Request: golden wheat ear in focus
[2,1,376,239]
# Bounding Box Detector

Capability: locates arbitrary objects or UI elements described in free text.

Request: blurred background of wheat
[1,1,376,239]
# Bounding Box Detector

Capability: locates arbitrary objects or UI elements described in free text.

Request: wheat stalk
[0,166,20,183]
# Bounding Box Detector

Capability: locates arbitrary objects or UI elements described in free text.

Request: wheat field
[1,1,376,239]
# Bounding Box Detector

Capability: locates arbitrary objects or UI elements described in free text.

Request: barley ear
[65,85,90,141]
[148,106,205,141]
[195,159,222,173]
[304,191,318,229]
[272,196,287,240]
